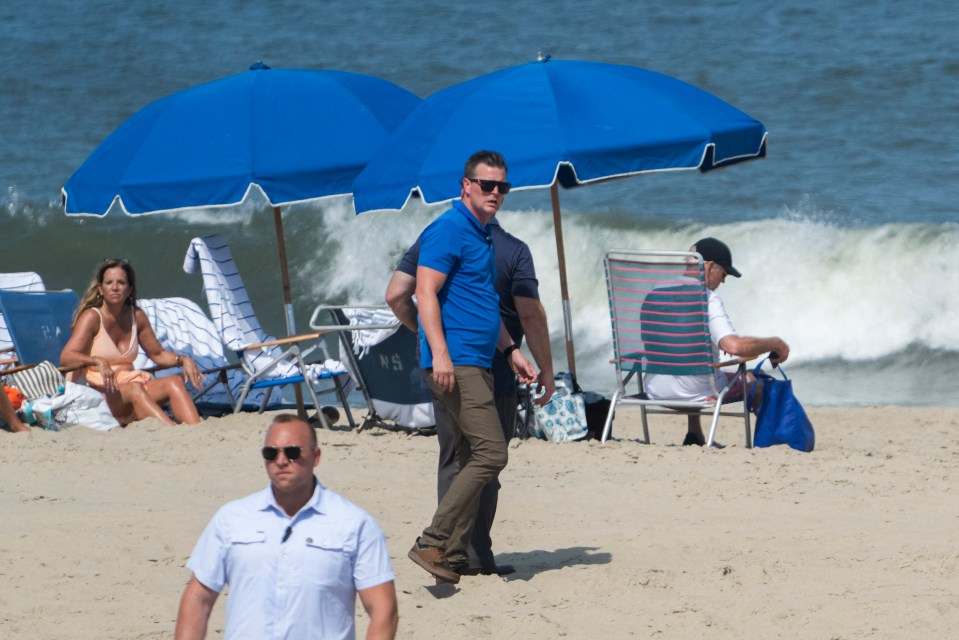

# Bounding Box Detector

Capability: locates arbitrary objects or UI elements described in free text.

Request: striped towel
[136,297,277,408]
[0,272,45,353]
[183,235,344,383]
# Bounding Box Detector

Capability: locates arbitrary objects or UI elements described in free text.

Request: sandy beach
[2,405,958,639]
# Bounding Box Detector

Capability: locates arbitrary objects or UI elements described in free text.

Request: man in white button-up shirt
[175,414,398,640]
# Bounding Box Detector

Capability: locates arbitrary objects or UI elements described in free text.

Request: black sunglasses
[261,445,304,461]
[467,177,511,194]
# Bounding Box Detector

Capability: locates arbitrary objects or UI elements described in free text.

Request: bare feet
[8,419,31,433]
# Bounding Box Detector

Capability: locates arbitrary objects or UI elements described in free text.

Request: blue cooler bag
[748,359,815,452]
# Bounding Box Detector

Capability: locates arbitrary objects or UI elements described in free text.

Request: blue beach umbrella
[63,62,420,335]
[352,56,767,380]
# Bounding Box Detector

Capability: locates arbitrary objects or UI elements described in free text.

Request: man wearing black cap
[644,237,790,446]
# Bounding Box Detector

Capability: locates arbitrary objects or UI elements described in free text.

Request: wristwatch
[502,344,520,358]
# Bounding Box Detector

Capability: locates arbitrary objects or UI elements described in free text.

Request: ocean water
[1,0,956,406]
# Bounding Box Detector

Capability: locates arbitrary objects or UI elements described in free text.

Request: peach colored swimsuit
[71,308,152,390]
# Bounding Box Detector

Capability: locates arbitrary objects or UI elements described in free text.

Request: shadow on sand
[421,546,612,596]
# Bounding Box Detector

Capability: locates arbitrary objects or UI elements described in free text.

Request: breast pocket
[226,531,270,574]
[302,534,353,587]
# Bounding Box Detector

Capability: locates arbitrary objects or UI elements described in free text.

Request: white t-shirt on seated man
[643,286,738,402]
[642,237,791,447]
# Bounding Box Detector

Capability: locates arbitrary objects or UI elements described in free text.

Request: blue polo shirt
[417,200,500,369]
[398,216,540,394]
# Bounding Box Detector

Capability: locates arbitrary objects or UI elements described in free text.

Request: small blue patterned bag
[522,373,588,442]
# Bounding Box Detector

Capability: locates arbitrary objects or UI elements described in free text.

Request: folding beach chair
[183,235,352,428]
[310,305,435,433]
[0,289,124,431]
[602,250,751,447]
[0,272,46,361]
[0,289,79,374]
[134,297,252,415]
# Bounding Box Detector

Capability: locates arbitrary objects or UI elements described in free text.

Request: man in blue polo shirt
[406,150,538,584]
[387,211,555,577]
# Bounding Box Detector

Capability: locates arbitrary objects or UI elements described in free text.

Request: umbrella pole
[273,206,306,419]
[550,183,577,384]
[273,206,297,335]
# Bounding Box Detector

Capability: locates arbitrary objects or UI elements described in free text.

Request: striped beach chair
[135,297,256,415]
[602,250,750,447]
[183,234,353,427]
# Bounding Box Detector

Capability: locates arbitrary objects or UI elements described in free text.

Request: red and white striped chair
[602,250,751,447]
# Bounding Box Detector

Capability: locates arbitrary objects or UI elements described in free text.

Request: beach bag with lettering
[748,360,814,452]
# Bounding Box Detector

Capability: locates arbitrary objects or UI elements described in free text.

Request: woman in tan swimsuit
[60,259,205,426]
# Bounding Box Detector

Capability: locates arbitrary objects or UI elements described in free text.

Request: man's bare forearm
[385,271,418,333]
[515,297,553,377]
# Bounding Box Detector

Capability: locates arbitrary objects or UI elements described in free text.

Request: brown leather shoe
[408,539,460,584]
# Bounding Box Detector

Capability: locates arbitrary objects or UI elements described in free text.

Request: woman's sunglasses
[261,445,305,461]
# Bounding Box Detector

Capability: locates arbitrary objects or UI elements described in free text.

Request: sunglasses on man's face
[261,445,305,461]
[467,177,511,194]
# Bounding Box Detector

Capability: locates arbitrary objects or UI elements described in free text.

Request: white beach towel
[183,235,346,386]
[342,307,401,359]
[0,271,45,353]
[22,381,120,432]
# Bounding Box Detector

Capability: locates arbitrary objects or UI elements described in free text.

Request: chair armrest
[241,330,335,352]
[0,362,86,377]
[713,358,750,369]
[308,304,401,332]
[140,362,243,375]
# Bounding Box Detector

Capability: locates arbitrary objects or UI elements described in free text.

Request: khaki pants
[421,366,508,566]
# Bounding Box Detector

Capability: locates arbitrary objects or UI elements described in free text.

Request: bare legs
[105,376,201,426]
[685,372,760,445]
[1,391,30,432]
[145,376,201,424]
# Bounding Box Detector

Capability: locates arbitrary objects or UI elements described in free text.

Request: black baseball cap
[692,237,741,278]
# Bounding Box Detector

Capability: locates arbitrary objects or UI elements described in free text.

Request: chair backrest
[0,272,46,351]
[605,250,714,377]
[0,289,79,366]
[311,305,434,429]
[135,297,273,409]
[330,308,432,406]
[183,234,299,378]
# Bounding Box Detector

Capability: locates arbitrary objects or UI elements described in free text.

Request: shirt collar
[452,199,490,234]
[257,476,327,517]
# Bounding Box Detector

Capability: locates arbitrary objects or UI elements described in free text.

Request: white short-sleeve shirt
[643,288,737,401]
[187,479,394,640]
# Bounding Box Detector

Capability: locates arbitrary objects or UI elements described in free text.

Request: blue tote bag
[748,359,815,452]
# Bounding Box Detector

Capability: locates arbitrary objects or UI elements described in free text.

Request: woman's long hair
[73,258,138,326]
